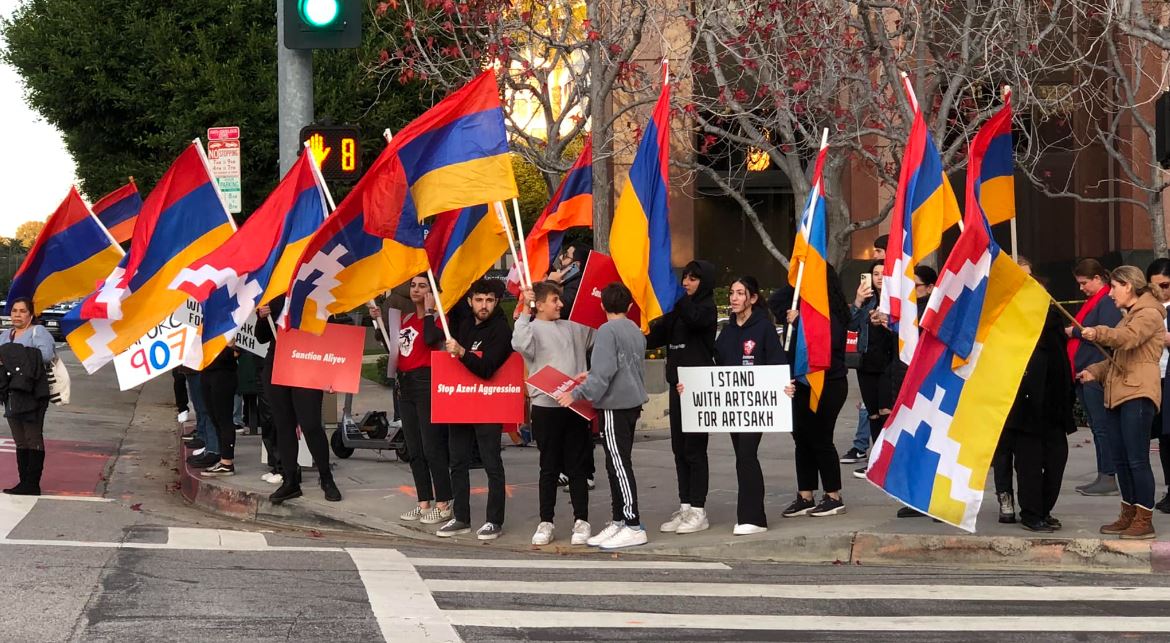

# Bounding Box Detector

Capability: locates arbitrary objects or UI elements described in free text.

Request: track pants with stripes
[600,407,642,526]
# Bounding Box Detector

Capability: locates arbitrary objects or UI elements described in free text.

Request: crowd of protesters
[157,238,1170,548]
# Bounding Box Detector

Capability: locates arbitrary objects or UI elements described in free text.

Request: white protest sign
[181,299,269,358]
[678,365,792,433]
[113,313,200,391]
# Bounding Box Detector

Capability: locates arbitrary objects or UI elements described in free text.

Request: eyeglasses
[914,282,927,288]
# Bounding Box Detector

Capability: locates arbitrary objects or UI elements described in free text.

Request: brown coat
[1084,291,1167,410]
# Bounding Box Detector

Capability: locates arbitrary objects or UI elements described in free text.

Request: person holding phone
[548,242,590,319]
[847,261,896,479]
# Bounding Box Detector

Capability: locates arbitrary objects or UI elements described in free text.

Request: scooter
[329,391,410,461]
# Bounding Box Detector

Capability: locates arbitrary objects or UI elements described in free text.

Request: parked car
[38,301,78,341]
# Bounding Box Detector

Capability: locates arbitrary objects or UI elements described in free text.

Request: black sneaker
[1044,515,1062,530]
[320,477,342,502]
[436,519,471,537]
[782,496,817,518]
[201,462,235,477]
[1156,491,1170,514]
[181,431,198,441]
[184,438,205,450]
[852,467,867,479]
[269,481,303,504]
[187,452,220,468]
[477,522,503,540]
[1021,517,1055,533]
[839,447,867,464]
[897,507,926,518]
[809,495,846,517]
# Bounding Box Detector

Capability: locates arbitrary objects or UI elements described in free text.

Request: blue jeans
[851,405,870,452]
[187,373,218,454]
[1077,383,1115,475]
[1107,398,1157,508]
[233,394,244,427]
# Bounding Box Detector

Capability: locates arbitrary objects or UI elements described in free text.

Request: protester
[557,282,649,550]
[173,370,190,423]
[1078,265,1165,540]
[548,242,590,318]
[256,297,341,504]
[440,278,514,540]
[199,344,240,476]
[1145,258,1170,513]
[706,275,794,535]
[513,281,595,546]
[992,256,1034,523]
[646,260,718,536]
[776,266,851,518]
[872,234,888,262]
[182,368,220,468]
[1068,258,1123,496]
[0,298,53,496]
[847,260,896,480]
[370,275,452,526]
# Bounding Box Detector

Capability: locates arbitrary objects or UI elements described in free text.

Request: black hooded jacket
[714,306,786,368]
[647,260,718,384]
[453,305,515,380]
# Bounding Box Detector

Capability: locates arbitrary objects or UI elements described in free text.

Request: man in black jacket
[438,278,515,540]
[647,260,718,535]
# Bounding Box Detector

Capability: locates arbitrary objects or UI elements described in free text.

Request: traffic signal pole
[277,0,313,175]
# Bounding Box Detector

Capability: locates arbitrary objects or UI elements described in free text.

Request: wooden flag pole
[510,197,533,290]
[426,267,453,343]
[1048,294,1119,370]
[493,201,527,291]
[784,128,829,352]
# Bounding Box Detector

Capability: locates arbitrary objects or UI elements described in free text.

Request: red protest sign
[271,323,365,393]
[567,251,642,330]
[527,365,596,420]
[431,352,525,424]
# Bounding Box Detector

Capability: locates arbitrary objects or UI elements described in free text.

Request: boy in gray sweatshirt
[557,282,649,550]
[513,281,595,546]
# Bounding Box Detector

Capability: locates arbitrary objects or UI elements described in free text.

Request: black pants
[533,406,591,522]
[1007,430,1068,523]
[669,387,709,507]
[256,391,280,471]
[992,434,1014,495]
[449,423,505,525]
[857,370,892,442]
[600,407,641,525]
[266,380,329,481]
[399,368,451,503]
[173,370,189,414]
[731,432,766,527]
[7,404,46,451]
[202,369,238,460]
[791,377,848,493]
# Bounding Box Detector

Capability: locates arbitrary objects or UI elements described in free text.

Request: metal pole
[277,0,313,175]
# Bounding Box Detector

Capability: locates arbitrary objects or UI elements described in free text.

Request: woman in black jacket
[648,260,718,535]
[849,261,896,442]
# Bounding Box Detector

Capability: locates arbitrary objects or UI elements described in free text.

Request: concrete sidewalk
[173,375,1170,573]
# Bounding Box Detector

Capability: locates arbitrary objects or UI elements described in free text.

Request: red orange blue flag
[91,181,143,245]
[611,63,679,332]
[880,74,962,365]
[522,138,593,285]
[787,131,831,411]
[426,204,509,300]
[7,187,123,315]
[970,90,1015,226]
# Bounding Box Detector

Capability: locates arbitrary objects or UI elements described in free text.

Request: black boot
[320,472,342,502]
[269,468,302,504]
[11,450,42,496]
[3,449,27,494]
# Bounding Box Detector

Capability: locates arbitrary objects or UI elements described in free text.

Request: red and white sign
[207,126,240,140]
[567,252,642,330]
[527,365,596,420]
[271,323,365,393]
[431,352,525,424]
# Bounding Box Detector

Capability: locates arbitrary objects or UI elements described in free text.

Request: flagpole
[426,267,453,342]
[784,128,829,352]
[1048,293,1119,369]
[192,138,239,232]
[510,197,533,290]
[493,201,528,293]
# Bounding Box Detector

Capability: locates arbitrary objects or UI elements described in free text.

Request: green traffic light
[298,0,340,27]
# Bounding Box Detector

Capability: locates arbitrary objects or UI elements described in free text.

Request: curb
[177,437,1165,572]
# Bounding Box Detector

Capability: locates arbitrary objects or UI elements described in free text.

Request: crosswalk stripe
[409,557,730,570]
[0,495,36,539]
[166,528,268,550]
[426,580,1170,602]
[346,548,460,643]
[444,611,1170,632]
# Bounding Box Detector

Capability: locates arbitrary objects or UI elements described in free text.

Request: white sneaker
[733,523,768,536]
[266,473,283,485]
[260,472,275,483]
[659,506,690,533]
[587,521,624,547]
[599,525,648,550]
[400,506,424,521]
[676,508,710,534]
[571,520,591,545]
[531,521,555,545]
[177,410,189,423]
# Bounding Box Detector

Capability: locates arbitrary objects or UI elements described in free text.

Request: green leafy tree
[2,0,422,216]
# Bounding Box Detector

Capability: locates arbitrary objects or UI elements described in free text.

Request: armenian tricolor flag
[970,90,1015,225]
[611,63,679,332]
[522,138,593,284]
[7,187,123,315]
[787,133,831,411]
[426,204,509,301]
[91,181,143,245]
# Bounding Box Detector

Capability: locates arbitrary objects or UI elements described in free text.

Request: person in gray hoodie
[557,282,649,550]
[513,280,595,546]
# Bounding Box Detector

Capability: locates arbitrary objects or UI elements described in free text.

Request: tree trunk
[1150,190,1168,258]
[588,2,612,253]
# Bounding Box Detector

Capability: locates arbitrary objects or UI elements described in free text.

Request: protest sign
[527,365,596,420]
[270,323,365,393]
[567,252,642,330]
[113,313,200,391]
[431,352,525,424]
[677,365,792,433]
[181,299,269,358]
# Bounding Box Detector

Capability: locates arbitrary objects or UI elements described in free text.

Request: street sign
[299,124,362,181]
[207,135,242,214]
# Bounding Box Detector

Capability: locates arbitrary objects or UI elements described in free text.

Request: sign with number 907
[113,315,200,391]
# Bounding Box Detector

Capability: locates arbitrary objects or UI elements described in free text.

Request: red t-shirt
[398,313,432,372]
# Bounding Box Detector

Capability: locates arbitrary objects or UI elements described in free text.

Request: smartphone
[558,261,581,283]
[860,273,872,290]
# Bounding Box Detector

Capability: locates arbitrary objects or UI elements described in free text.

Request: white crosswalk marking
[347,548,460,643]
[0,495,36,539]
[409,557,729,570]
[166,527,269,550]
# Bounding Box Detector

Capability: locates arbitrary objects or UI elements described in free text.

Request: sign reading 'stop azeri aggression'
[677,365,793,433]
[431,352,525,424]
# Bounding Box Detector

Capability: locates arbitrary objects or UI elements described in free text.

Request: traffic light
[300,124,363,181]
[283,0,361,50]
